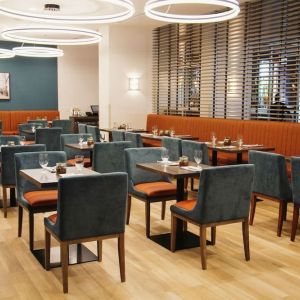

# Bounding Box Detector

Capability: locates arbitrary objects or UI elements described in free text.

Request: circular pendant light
[144,0,240,24]
[1,27,103,46]
[0,48,15,58]
[0,0,135,24]
[13,46,64,58]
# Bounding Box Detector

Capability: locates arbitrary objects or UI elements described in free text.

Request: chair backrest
[28,120,48,127]
[35,128,62,151]
[291,157,300,205]
[51,173,128,241]
[125,148,170,188]
[18,123,40,141]
[112,130,125,142]
[182,140,209,165]
[186,165,254,224]
[1,144,46,186]
[93,141,132,173]
[162,137,182,161]
[124,132,143,147]
[86,125,100,142]
[60,134,92,159]
[0,135,20,145]
[249,150,292,201]
[15,151,67,197]
[78,123,87,134]
[52,119,73,134]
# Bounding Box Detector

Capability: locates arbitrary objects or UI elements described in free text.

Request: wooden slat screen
[152,0,300,122]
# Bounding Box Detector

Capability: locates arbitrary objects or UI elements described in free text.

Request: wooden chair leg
[18,205,23,237]
[97,240,102,262]
[291,204,299,242]
[126,195,131,225]
[283,201,288,221]
[249,194,257,225]
[145,202,151,238]
[183,221,188,232]
[118,233,126,282]
[161,201,166,220]
[29,213,34,251]
[211,226,216,245]
[45,229,51,270]
[200,225,207,270]
[277,200,285,237]
[242,219,250,261]
[61,242,69,293]
[170,214,177,252]
[2,187,7,218]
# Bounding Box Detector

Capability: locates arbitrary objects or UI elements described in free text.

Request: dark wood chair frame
[2,184,14,218]
[291,203,300,241]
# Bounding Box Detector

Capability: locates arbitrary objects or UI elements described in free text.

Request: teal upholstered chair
[15,151,67,250]
[28,120,48,127]
[112,130,125,142]
[170,165,254,269]
[44,173,128,293]
[78,123,87,134]
[0,135,20,145]
[125,132,143,148]
[249,151,292,236]
[125,147,177,237]
[162,137,182,161]
[1,144,46,218]
[92,141,132,173]
[87,125,101,142]
[52,119,73,134]
[60,134,92,167]
[291,157,300,241]
[35,128,62,151]
[18,123,40,141]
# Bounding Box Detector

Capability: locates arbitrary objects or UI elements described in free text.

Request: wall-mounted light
[128,77,140,91]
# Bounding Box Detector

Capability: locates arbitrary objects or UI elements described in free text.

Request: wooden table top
[65,143,94,151]
[100,128,147,133]
[137,162,212,179]
[141,133,198,141]
[206,142,275,153]
[20,167,99,188]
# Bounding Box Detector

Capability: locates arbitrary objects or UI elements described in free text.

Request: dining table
[65,143,94,164]
[136,161,212,251]
[100,128,147,141]
[19,166,100,268]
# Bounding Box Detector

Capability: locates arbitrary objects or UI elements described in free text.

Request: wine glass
[161,149,169,164]
[31,125,36,133]
[194,150,203,169]
[152,125,158,136]
[39,153,48,172]
[211,132,217,147]
[170,127,175,137]
[78,136,84,145]
[237,134,243,149]
[75,155,84,173]
[20,136,26,145]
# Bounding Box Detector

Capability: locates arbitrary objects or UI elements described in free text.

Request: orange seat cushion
[134,182,176,197]
[174,199,197,211]
[23,190,58,207]
[67,158,91,167]
[48,214,57,224]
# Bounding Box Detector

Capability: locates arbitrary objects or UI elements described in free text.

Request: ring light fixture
[0,48,15,58]
[13,46,64,58]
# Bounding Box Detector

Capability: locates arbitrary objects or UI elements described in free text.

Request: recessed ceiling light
[13,46,64,58]
[144,0,240,24]
[0,48,15,58]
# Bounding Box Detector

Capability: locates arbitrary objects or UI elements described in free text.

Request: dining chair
[60,134,92,167]
[35,128,62,151]
[249,151,292,236]
[86,125,101,142]
[125,147,177,237]
[112,130,125,142]
[78,123,87,134]
[170,165,254,269]
[28,120,48,127]
[291,157,300,241]
[44,173,128,293]
[1,144,46,218]
[18,123,40,141]
[52,119,73,134]
[162,137,182,161]
[0,135,20,145]
[125,132,143,147]
[15,151,67,251]
[92,141,132,173]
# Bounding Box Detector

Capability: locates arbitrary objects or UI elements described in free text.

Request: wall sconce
[128,77,140,91]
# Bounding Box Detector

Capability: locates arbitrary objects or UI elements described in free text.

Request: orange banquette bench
[0,110,60,135]
[146,114,300,166]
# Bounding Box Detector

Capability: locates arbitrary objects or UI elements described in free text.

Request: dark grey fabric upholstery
[124,132,143,148]
[171,165,254,224]
[112,130,125,142]
[291,157,300,205]
[78,123,87,134]
[249,151,292,201]
[162,137,182,161]
[93,141,132,173]
[44,173,128,241]
[18,123,40,141]
[28,120,48,127]
[1,145,46,186]
[15,151,67,209]
[35,128,62,151]
[0,135,20,145]
[182,140,209,165]
[86,125,100,141]
[60,134,92,159]
[52,120,73,134]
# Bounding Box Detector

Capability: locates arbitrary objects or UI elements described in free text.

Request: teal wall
[0,41,58,110]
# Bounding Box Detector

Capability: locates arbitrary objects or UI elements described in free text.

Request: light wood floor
[1,191,300,299]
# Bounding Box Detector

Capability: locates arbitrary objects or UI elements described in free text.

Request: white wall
[58,44,99,119]
[99,25,153,129]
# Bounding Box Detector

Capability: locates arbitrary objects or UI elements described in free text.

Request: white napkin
[59,173,82,178]
[157,161,179,166]
[180,166,202,172]
[44,166,56,173]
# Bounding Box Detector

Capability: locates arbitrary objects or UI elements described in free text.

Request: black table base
[150,231,212,251]
[32,244,98,269]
